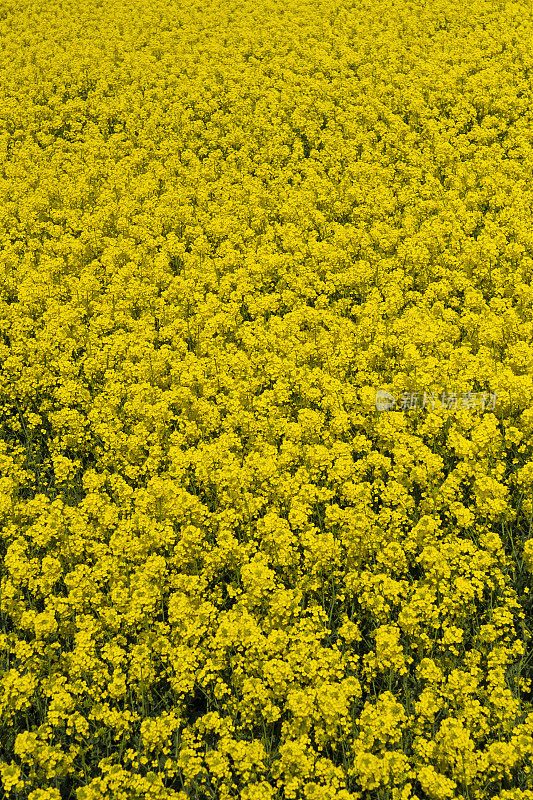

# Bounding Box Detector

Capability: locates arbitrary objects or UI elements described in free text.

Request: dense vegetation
[1,0,533,798]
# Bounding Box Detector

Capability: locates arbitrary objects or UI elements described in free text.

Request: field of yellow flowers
[1,0,533,797]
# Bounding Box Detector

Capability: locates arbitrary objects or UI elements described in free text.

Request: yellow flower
[417,765,457,800]
[0,761,25,795]
[27,791,62,800]
[363,623,412,678]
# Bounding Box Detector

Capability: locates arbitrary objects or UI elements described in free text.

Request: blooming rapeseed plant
[1,0,533,797]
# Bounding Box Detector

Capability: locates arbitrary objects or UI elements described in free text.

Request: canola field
[2,0,533,798]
